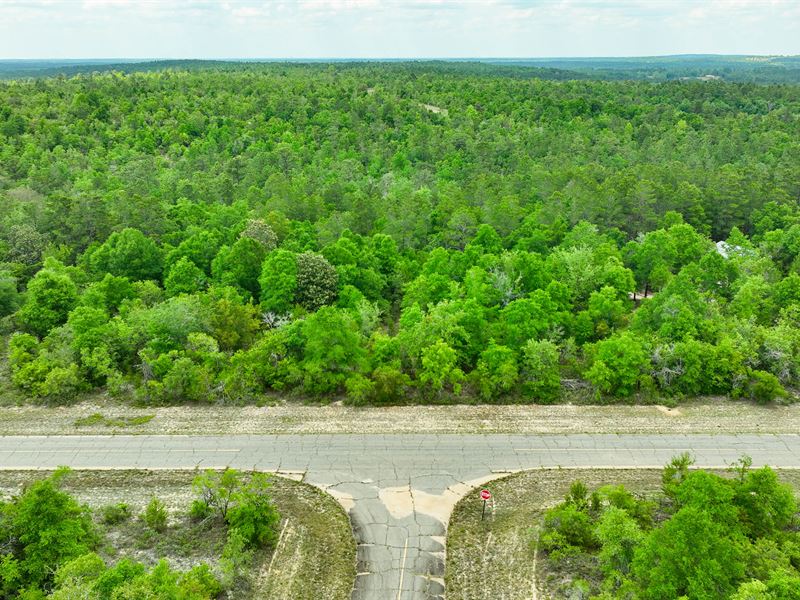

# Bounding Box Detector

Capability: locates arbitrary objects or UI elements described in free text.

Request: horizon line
[2,53,799,62]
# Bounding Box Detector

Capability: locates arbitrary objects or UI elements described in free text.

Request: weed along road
[3,433,800,599]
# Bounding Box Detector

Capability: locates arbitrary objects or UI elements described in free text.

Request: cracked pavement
[2,433,800,598]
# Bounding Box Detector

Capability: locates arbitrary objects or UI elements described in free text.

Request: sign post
[480,488,491,521]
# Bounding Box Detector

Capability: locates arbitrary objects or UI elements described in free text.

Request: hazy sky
[1,0,799,59]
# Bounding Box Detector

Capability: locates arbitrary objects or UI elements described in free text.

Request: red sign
[480,489,491,501]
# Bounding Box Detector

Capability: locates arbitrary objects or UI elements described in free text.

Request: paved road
[2,433,800,599]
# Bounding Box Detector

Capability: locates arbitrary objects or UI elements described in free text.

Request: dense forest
[0,63,799,406]
[486,55,800,84]
[540,456,800,599]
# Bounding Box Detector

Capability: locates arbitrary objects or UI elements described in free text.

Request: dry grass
[445,468,800,599]
[0,396,798,435]
[0,470,356,600]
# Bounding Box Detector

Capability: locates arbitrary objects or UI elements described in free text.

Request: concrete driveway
[2,433,799,599]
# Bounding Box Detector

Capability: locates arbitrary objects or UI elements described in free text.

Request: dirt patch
[421,103,449,116]
[0,397,797,435]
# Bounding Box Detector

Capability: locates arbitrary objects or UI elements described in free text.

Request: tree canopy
[0,63,798,405]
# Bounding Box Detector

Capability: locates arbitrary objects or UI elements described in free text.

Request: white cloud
[0,0,798,58]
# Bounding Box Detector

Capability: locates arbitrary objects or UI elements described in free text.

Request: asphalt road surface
[2,433,799,599]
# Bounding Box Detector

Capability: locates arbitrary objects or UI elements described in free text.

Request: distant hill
[477,55,800,83]
[1,55,799,83]
[0,59,230,80]
[0,58,585,82]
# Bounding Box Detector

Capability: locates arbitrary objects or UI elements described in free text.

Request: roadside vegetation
[0,468,355,599]
[0,64,799,407]
[447,462,800,599]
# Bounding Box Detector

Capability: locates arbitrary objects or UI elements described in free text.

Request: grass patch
[74,412,155,428]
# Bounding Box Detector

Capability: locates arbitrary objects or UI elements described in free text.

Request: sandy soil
[0,397,797,435]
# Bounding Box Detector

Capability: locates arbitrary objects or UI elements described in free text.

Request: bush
[474,342,519,401]
[226,473,281,548]
[190,499,213,521]
[743,370,788,405]
[541,504,597,554]
[101,503,131,525]
[0,468,97,592]
[142,497,167,532]
[218,529,254,590]
[16,266,78,337]
[370,365,412,404]
[345,373,376,406]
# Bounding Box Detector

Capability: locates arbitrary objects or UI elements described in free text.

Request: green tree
[0,270,20,317]
[295,251,338,311]
[632,505,744,600]
[497,291,560,351]
[596,507,643,587]
[520,339,561,403]
[191,468,241,520]
[300,306,366,394]
[211,237,266,298]
[164,256,206,296]
[474,342,518,400]
[89,228,162,282]
[733,466,796,538]
[226,473,281,549]
[731,580,771,600]
[207,287,260,352]
[17,266,78,337]
[419,339,464,398]
[259,249,297,314]
[586,333,651,397]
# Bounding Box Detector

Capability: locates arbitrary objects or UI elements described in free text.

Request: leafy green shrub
[190,499,213,521]
[474,342,518,401]
[345,373,376,406]
[218,529,254,590]
[369,364,412,404]
[595,507,643,585]
[191,469,281,549]
[0,468,97,593]
[541,504,597,554]
[101,503,131,525]
[226,473,281,549]
[142,497,167,532]
[743,369,788,405]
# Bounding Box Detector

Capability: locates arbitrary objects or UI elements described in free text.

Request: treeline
[540,456,800,599]
[0,65,799,405]
[495,55,800,84]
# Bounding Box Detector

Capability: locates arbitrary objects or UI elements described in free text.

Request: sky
[0,0,799,59]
